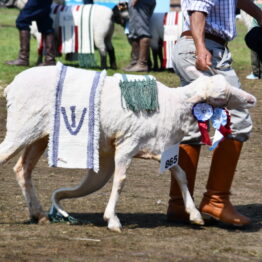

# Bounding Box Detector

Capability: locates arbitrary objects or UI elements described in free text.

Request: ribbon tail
[209,129,224,151]
[219,125,232,137]
[198,121,212,145]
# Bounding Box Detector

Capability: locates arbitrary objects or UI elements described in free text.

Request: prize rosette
[192,103,213,145]
[192,103,213,121]
[192,103,232,148]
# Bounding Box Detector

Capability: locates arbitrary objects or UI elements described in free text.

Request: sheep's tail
[49,172,96,224]
[49,188,80,224]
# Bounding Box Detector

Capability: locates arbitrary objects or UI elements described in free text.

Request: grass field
[0,7,252,87]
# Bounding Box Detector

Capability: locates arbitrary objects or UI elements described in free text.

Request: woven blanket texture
[48,62,106,172]
[46,4,96,67]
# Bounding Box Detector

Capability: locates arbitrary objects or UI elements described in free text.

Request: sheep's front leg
[170,165,204,225]
[13,137,49,223]
[103,154,132,232]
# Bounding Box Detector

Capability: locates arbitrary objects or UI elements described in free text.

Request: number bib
[160,144,179,173]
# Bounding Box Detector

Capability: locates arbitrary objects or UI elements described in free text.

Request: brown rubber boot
[199,138,251,226]
[124,39,139,70]
[124,37,150,72]
[38,33,56,66]
[167,144,201,222]
[6,30,30,66]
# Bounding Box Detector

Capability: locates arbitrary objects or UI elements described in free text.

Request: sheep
[19,1,129,69]
[149,12,165,70]
[0,66,256,232]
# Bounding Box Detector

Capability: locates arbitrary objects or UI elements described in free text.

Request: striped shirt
[182,0,237,41]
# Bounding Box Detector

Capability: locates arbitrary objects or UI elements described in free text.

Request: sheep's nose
[247,95,256,106]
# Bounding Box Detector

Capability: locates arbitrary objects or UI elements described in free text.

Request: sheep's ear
[186,95,203,104]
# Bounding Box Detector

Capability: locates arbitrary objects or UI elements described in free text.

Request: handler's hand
[195,48,212,71]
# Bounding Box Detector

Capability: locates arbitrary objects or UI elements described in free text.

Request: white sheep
[149,12,165,70]
[0,66,256,232]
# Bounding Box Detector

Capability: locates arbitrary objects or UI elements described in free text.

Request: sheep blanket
[49,4,96,67]
[48,62,106,172]
[162,11,183,69]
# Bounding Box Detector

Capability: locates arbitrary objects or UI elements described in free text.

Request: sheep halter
[192,103,232,148]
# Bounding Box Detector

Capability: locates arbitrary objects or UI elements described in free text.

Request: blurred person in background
[246,0,262,79]
[124,0,156,72]
[5,0,56,66]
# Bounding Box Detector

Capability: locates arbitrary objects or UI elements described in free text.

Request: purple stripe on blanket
[52,64,67,166]
[87,71,101,169]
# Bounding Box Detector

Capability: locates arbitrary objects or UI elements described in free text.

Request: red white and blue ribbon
[192,103,232,148]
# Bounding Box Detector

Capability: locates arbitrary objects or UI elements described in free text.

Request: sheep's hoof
[28,214,49,224]
[38,216,50,225]
[108,225,122,233]
[191,218,205,226]
[189,210,205,225]
[107,217,122,233]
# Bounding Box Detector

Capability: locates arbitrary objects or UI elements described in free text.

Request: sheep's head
[112,2,129,27]
[188,75,256,109]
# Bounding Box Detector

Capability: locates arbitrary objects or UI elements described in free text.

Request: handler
[167,0,262,226]
[6,0,55,66]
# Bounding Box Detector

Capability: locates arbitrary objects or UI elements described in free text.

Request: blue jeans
[16,0,53,34]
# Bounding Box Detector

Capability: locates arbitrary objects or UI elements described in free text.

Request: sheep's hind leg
[170,165,204,225]
[13,137,49,224]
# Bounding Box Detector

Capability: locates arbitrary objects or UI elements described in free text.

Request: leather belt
[181,30,227,46]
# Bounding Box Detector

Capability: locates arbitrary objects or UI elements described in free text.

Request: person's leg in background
[246,50,260,79]
[35,0,56,66]
[245,26,262,79]
[5,1,33,66]
[124,38,139,70]
[124,0,156,72]
[259,56,262,79]
[5,0,55,66]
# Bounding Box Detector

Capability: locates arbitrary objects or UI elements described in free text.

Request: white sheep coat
[1,66,256,231]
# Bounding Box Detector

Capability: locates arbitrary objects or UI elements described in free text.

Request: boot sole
[201,212,249,227]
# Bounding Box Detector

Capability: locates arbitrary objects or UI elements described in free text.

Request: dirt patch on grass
[0,71,261,262]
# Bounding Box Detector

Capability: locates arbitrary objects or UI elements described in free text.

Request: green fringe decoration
[119,78,159,112]
[78,53,97,68]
